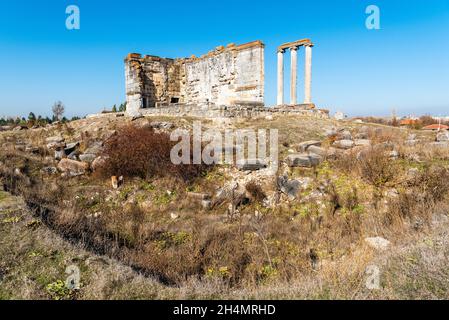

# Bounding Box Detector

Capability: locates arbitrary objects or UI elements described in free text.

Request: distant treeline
[0,113,79,127]
[1,101,126,128]
[357,115,449,129]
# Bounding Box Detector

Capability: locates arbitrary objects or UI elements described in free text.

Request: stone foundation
[138,103,329,119]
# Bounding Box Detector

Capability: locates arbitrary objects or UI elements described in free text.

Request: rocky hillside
[1,113,449,299]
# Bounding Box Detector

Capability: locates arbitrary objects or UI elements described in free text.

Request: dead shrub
[245,181,266,203]
[358,148,398,188]
[368,127,401,145]
[333,152,358,174]
[95,125,211,183]
[408,166,449,203]
[334,146,399,188]
[389,166,449,225]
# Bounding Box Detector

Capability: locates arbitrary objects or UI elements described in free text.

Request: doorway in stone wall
[142,97,156,108]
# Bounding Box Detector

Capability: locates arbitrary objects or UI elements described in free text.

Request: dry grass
[2,115,449,299]
[333,146,401,188]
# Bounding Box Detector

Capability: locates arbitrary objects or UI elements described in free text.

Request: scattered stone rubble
[5,113,448,224]
[32,132,107,177]
[281,126,399,169]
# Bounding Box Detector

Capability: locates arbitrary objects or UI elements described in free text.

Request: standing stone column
[277,50,284,105]
[304,45,313,104]
[290,47,298,105]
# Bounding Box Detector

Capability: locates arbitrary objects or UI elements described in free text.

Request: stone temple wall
[124,41,264,116]
[125,54,183,115]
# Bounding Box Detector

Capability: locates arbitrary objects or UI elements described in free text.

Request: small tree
[28,112,36,125]
[52,101,65,121]
[118,102,127,112]
[112,105,117,113]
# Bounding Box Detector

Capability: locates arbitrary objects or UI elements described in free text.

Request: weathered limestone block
[338,130,352,140]
[150,121,174,129]
[297,140,321,152]
[277,175,301,200]
[236,159,267,171]
[354,139,371,147]
[66,151,79,161]
[91,156,107,171]
[308,145,337,158]
[84,142,104,155]
[0,125,12,131]
[79,154,97,163]
[46,136,64,144]
[186,192,211,200]
[46,136,65,149]
[64,142,79,155]
[430,142,449,148]
[365,237,390,251]
[54,150,65,160]
[324,127,338,137]
[13,126,28,131]
[333,139,355,149]
[57,159,89,176]
[389,150,400,159]
[355,132,369,140]
[436,131,449,142]
[212,182,246,208]
[201,200,212,210]
[286,153,322,167]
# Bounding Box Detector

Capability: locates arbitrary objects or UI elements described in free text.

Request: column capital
[289,46,299,51]
[276,48,286,53]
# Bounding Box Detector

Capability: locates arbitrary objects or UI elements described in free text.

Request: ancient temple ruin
[276,39,313,105]
[124,39,321,118]
[125,41,264,116]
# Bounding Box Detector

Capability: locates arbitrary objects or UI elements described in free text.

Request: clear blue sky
[0,0,448,118]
